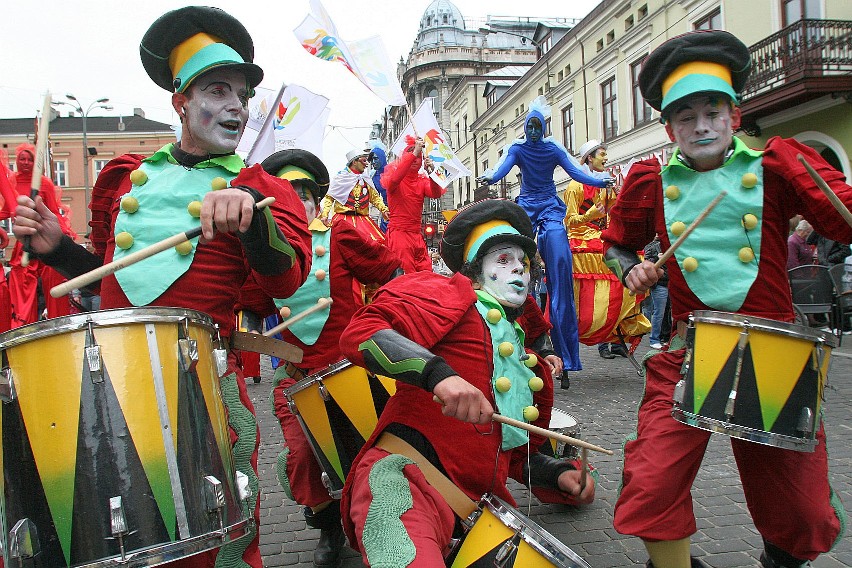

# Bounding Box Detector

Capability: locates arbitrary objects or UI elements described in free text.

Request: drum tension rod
[85,321,104,384]
[204,476,227,536]
[724,324,751,420]
[0,350,15,403]
[213,324,228,377]
[494,531,524,566]
[109,496,132,562]
[9,518,39,566]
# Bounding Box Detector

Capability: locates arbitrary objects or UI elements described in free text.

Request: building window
[601,77,618,141]
[93,159,110,180]
[487,90,498,107]
[557,70,564,81]
[625,15,635,30]
[482,159,488,175]
[540,33,553,55]
[424,85,438,101]
[545,117,551,137]
[694,7,722,30]
[456,122,461,148]
[562,104,575,154]
[782,0,821,26]
[53,160,67,187]
[596,39,604,52]
[607,30,615,44]
[638,4,648,20]
[463,115,468,144]
[631,58,653,126]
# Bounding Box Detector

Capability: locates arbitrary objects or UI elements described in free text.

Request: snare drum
[673,310,835,452]
[542,408,581,461]
[0,308,250,567]
[449,494,591,567]
[283,359,395,498]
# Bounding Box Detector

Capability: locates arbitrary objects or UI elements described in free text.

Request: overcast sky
[1,0,597,168]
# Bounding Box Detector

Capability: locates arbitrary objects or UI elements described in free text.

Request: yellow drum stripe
[692,324,741,412]
[323,366,379,440]
[292,384,343,480]
[377,375,397,396]
[749,331,815,431]
[10,331,85,562]
[103,324,176,537]
[191,326,233,476]
[451,507,514,566]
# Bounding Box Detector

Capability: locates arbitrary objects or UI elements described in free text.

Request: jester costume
[483,98,610,370]
[321,165,388,243]
[602,137,848,560]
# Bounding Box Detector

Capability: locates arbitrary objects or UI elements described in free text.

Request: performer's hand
[433,375,494,425]
[625,259,662,295]
[557,468,595,504]
[381,210,390,221]
[423,157,435,174]
[200,188,257,242]
[14,195,63,254]
[544,354,563,376]
[476,175,491,185]
[587,204,606,220]
[413,138,424,156]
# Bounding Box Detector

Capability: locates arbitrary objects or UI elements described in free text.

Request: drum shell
[673,310,833,452]
[0,308,250,567]
[540,408,581,461]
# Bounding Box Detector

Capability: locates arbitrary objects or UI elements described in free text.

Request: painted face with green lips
[480,243,530,308]
[180,68,250,155]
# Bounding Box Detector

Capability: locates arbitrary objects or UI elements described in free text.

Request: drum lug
[287,398,299,416]
[460,506,482,531]
[318,380,331,402]
[0,367,16,403]
[494,532,523,566]
[9,518,39,563]
[213,324,229,377]
[321,472,333,493]
[204,475,227,536]
[673,379,686,405]
[179,338,200,373]
[109,496,132,562]
[798,407,815,435]
[86,345,104,384]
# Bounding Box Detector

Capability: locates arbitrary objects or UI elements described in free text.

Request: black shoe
[610,344,629,358]
[646,558,711,568]
[248,376,261,384]
[599,348,616,359]
[560,371,570,390]
[759,551,811,568]
[314,523,345,567]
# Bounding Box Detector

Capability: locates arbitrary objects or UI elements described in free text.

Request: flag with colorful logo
[391,98,470,189]
[293,0,406,107]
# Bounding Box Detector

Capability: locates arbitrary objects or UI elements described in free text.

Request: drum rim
[549,407,579,429]
[671,407,818,452]
[478,494,592,567]
[0,307,216,348]
[692,310,838,348]
[282,359,353,398]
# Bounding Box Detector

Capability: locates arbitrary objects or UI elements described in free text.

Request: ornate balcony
[740,19,852,135]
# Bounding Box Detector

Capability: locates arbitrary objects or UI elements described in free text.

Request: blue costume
[483,97,610,370]
[369,141,390,233]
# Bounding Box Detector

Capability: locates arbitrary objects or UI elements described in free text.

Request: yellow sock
[644,538,692,568]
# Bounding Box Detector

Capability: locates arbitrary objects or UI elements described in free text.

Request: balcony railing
[742,19,852,100]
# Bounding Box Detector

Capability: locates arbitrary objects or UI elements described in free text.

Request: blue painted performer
[479,96,612,370]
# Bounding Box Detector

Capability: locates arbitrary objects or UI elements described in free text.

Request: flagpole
[405,103,420,139]
[245,82,288,165]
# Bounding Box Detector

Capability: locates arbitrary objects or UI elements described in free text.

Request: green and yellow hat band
[464,220,520,263]
[661,61,738,112]
[276,165,316,183]
[168,32,246,93]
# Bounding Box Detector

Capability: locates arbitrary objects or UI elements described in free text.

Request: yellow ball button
[315,245,327,257]
[682,257,698,272]
[523,406,540,422]
[665,185,680,200]
[498,342,515,357]
[739,247,755,263]
[486,308,502,324]
[495,377,512,393]
[528,376,544,392]
[315,269,327,281]
[741,172,758,189]
[211,177,229,191]
[524,353,538,368]
[115,231,134,250]
[741,213,758,230]
[187,200,202,218]
[121,195,139,214]
[129,169,148,186]
[279,306,292,318]
[671,221,686,236]
[175,241,193,255]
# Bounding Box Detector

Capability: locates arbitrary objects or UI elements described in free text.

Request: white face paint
[479,243,530,308]
[181,68,250,155]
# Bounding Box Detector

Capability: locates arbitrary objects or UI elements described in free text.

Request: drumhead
[0,307,216,349]
[692,310,837,348]
[549,408,579,430]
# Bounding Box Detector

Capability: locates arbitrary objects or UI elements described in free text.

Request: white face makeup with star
[182,68,250,155]
[480,243,530,308]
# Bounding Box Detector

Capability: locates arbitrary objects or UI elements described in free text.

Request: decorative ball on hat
[440,199,537,274]
[639,29,751,117]
[578,139,605,164]
[260,149,330,205]
[140,6,263,93]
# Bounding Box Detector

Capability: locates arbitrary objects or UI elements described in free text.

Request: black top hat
[140,6,263,92]
[440,199,536,273]
[639,30,751,115]
[261,149,330,204]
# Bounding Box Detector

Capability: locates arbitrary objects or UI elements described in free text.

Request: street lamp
[59,94,112,224]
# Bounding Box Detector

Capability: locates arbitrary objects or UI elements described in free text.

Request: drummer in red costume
[339,199,594,566]
[257,148,401,567]
[601,30,849,568]
[382,136,445,273]
[13,7,312,568]
[7,143,76,327]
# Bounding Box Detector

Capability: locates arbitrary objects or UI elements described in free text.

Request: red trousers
[614,348,844,560]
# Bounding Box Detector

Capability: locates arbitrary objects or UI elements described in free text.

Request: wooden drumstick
[22,92,54,267]
[264,298,333,337]
[629,190,727,296]
[432,395,613,455]
[797,154,852,229]
[50,196,276,297]
[579,447,589,492]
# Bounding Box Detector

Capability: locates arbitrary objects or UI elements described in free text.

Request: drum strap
[283,361,306,382]
[375,433,478,520]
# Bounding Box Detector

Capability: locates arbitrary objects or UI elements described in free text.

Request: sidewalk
[248,339,852,567]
